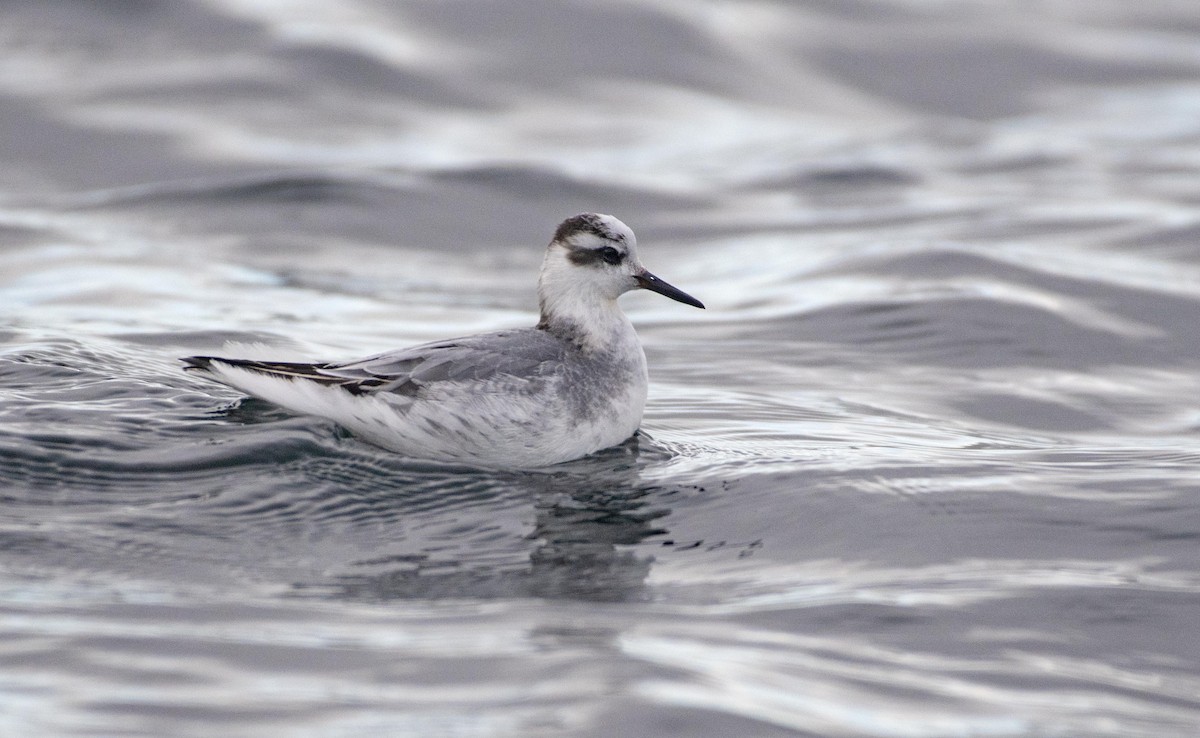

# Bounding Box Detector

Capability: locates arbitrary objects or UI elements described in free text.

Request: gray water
[3,1,1200,735]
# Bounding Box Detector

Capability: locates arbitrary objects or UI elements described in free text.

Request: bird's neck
[537,291,633,353]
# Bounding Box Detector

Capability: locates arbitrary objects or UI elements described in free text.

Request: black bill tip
[634,271,705,309]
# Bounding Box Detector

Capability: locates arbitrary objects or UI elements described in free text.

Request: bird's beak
[634,270,705,309]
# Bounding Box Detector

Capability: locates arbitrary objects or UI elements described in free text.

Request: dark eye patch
[567,245,625,267]
[599,246,623,265]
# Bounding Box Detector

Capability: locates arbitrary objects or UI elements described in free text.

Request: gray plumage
[184,213,703,468]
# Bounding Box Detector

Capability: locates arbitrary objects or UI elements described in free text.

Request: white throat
[537,250,636,351]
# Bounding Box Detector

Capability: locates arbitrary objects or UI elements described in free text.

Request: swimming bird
[183,213,703,468]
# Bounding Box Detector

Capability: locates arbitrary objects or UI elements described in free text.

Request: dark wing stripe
[184,356,344,384]
[187,356,418,397]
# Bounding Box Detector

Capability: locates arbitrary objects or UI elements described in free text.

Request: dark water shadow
[294,437,675,603]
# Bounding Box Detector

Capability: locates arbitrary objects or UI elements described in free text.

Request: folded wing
[183,328,567,396]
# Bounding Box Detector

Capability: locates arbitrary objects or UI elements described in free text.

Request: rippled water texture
[4,1,1200,735]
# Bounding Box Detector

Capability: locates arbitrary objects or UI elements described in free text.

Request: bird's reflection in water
[307,435,672,603]
[526,465,668,602]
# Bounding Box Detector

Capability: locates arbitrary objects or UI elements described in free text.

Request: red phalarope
[184,213,704,468]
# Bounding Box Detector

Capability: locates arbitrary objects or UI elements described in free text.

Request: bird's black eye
[599,246,623,265]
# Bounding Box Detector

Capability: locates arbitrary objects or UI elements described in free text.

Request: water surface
[3,1,1200,735]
